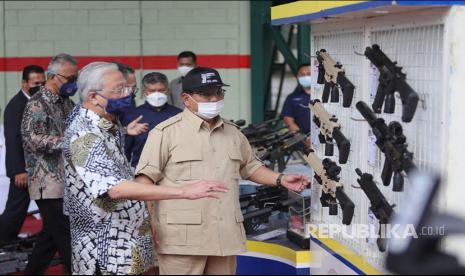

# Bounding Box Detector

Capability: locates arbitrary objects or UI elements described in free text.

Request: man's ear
[88,91,99,105]
[181,92,190,106]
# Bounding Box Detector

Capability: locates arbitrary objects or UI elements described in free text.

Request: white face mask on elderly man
[146,92,168,107]
[189,95,225,120]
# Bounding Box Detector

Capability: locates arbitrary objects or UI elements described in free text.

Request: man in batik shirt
[63,62,228,274]
[21,53,78,274]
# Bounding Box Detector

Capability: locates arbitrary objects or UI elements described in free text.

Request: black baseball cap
[182,67,229,93]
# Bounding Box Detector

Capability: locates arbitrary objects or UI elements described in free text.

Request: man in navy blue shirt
[123,72,182,168]
[281,63,312,145]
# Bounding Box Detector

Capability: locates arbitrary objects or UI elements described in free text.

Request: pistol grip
[383,93,396,114]
[322,82,331,103]
[325,142,334,156]
[392,171,404,192]
[372,85,386,114]
[381,160,393,187]
[333,128,350,164]
[336,187,355,225]
[330,85,339,103]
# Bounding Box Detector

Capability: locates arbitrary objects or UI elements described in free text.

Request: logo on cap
[201,73,218,84]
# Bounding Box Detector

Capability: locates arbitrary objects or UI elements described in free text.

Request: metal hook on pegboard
[351,179,383,190]
[419,92,427,110]
[303,52,318,59]
[350,116,366,122]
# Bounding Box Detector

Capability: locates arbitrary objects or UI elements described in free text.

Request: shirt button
[220,218,223,221]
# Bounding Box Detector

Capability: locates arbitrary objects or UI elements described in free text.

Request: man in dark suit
[0,65,45,246]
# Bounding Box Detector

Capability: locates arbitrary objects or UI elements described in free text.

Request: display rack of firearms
[316,49,355,107]
[356,101,417,192]
[364,44,419,123]
[0,250,29,274]
[240,186,301,234]
[254,131,309,172]
[247,127,288,148]
[355,168,395,252]
[302,149,354,225]
[229,119,246,128]
[240,118,281,140]
[0,232,62,274]
[386,170,465,275]
[309,99,351,164]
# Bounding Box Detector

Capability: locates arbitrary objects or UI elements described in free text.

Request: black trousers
[0,179,30,244]
[24,198,71,275]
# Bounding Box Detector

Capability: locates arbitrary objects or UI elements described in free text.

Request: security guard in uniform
[135,67,309,275]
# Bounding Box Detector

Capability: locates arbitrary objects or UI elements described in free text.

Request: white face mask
[146,92,168,107]
[178,66,194,77]
[189,95,224,120]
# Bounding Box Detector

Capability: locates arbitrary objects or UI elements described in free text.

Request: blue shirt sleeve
[281,93,295,118]
[122,109,139,164]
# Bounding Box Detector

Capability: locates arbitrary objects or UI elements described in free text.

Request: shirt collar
[296,85,310,95]
[80,107,118,134]
[144,101,167,112]
[182,108,224,132]
[21,90,31,100]
[42,87,62,103]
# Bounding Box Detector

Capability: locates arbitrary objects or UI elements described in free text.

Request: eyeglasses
[29,81,45,86]
[95,86,137,97]
[195,88,226,98]
[55,73,77,83]
[127,86,139,95]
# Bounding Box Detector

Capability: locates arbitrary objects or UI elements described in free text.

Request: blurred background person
[0,65,45,247]
[281,63,312,147]
[124,72,182,169]
[168,51,198,109]
[114,62,138,122]
[21,54,78,274]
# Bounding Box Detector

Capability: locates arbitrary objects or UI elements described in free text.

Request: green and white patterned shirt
[63,107,153,275]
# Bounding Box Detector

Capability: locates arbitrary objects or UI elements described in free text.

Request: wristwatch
[276,173,285,187]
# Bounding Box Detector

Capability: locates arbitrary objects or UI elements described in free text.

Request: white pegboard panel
[310,22,445,270]
[312,29,368,256]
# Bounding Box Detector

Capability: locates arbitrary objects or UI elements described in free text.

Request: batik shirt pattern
[21,86,74,200]
[63,107,153,275]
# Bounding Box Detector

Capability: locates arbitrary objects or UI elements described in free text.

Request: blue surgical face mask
[60,81,78,97]
[298,76,312,88]
[97,93,134,116]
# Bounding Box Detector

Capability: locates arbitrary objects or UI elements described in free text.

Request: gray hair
[141,72,168,90]
[47,53,78,76]
[77,62,119,102]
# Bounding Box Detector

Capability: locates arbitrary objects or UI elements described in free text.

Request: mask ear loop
[94,92,109,115]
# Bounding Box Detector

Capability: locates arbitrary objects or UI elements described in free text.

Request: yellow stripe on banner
[271,0,370,20]
[246,241,312,266]
[310,229,383,275]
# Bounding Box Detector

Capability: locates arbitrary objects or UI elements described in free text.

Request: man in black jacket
[0,65,45,246]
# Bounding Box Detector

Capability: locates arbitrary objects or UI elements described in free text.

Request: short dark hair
[113,62,135,79]
[297,63,311,74]
[142,72,169,89]
[177,51,197,63]
[22,65,45,81]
